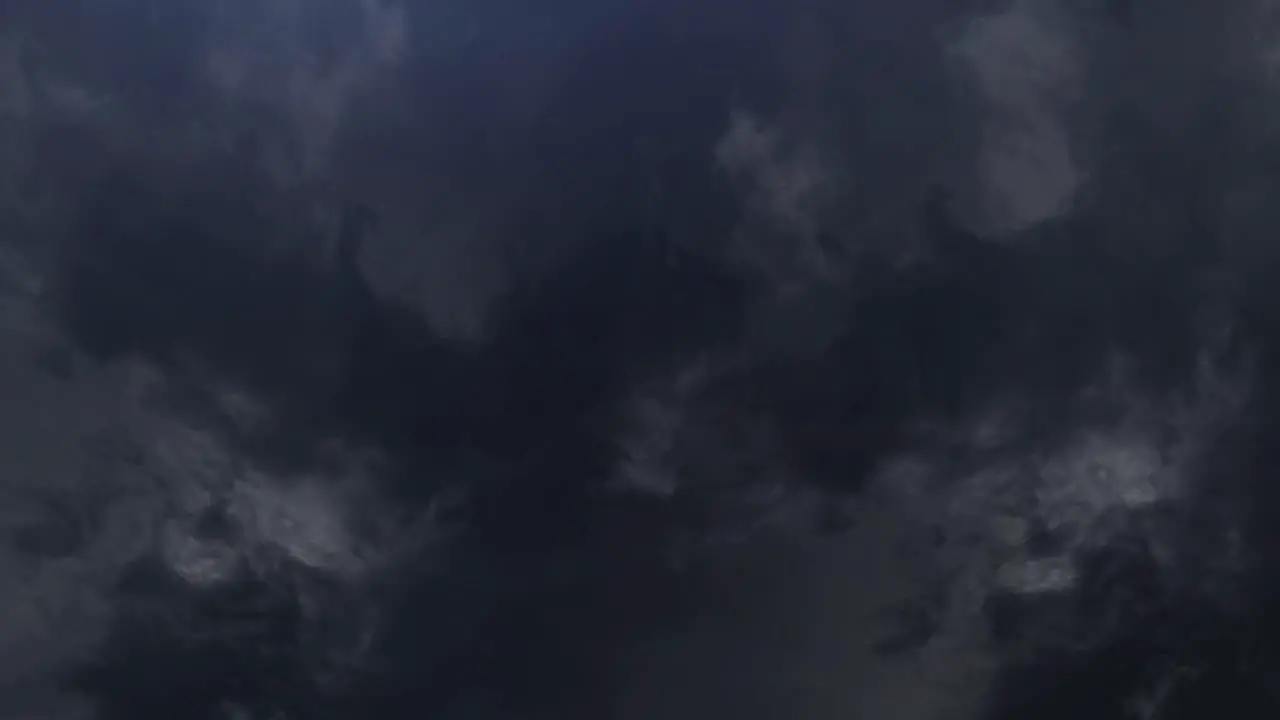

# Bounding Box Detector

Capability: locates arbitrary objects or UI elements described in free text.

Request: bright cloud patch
[951,0,1085,233]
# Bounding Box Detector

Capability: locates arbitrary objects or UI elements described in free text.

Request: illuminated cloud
[869,352,1248,668]
[951,0,1085,233]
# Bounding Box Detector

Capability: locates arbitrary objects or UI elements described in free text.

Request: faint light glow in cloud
[205,0,411,183]
[951,0,1085,233]
[874,352,1246,633]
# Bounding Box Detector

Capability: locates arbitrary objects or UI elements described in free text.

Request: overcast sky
[3,1,1280,718]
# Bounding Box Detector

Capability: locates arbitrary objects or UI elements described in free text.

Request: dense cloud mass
[4,0,1280,718]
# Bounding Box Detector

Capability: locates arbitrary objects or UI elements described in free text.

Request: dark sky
[3,1,1280,719]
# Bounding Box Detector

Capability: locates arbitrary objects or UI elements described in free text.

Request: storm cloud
[1,1,1279,719]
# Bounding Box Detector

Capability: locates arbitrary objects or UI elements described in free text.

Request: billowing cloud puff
[951,0,1084,233]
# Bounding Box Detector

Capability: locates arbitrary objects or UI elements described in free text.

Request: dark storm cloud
[0,3,772,717]
[8,0,1280,718]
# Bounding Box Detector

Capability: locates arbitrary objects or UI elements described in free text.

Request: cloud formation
[951,0,1084,233]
